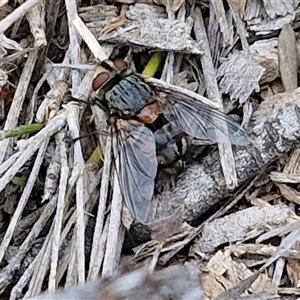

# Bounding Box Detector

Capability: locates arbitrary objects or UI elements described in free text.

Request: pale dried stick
[0,176,58,292]
[217,226,300,300]
[25,0,46,47]
[160,7,177,83]
[21,199,85,298]
[66,103,86,284]
[65,232,78,287]
[194,7,237,189]
[157,169,262,265]
[9,207,44,240]
[75,176,86,283]
[72,69,94,99]
[31,206,76,294]
[42,144,60,202]
[227,0,249,51]
[273,257,285,286]
[115,224,125,266]
[0,0,8,8]
[0,49,39,163]
[35,49,71,123]
[65,0,81,93]
[27,68,52,124]
[89,104,107,146]
[0,151,21,175]
[209,0,233,46]
[102,173,124,276]
[86,164,103,196]
[161,50,175,83]
[29,187,99,294]
[65,71,95,283]
[88,137,112,279]
[55,242,73,286]
[0,140,48,265]
[278,23,298,92]
[55,216,78,282]
[46,50,71,88]
[230,243,300,260]
[0,48,32,66]
[258,226,300,273]
[72,15,108,62]
[62,103,89,213]
[0,112,67,193]
[257,220,300,243]
[21,223,55,299]
[148,243,163,274]
[48,131,69,291]
[10,226,52,300]
[89,217,110,278]
[36,80,70,123]
[0,0,39,33]
[56,216,82,285]
[53,190,99,284]
[47,63,95,70]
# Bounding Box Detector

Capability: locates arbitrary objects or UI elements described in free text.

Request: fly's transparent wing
[161,98,248,145]
[112,120,157,222]
[141,75,250,146]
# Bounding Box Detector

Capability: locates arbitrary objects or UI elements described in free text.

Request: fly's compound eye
[92,66,112,93]
[113,58,129,71]
[92,72,110,92]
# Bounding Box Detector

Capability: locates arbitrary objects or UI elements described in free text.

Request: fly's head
[92,58,161,126]
[92,58,130,113]
[93,58,158,120]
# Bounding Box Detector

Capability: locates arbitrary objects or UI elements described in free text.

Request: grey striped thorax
[106,74,156,116]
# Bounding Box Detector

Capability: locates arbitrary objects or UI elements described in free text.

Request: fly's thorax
[107,74,156,116]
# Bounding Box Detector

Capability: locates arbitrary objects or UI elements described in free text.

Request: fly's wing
[112,120,157,223]
[140,75,250,146]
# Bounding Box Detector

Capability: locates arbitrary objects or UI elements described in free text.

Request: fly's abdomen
[108,74,155,116]
[154,123,183,150]
[154,123,187,169]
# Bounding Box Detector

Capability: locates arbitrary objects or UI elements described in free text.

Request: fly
[92,58,250,222]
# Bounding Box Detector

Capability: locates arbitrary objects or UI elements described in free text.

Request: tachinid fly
[92,59,250,223]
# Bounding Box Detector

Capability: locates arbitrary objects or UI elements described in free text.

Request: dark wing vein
[112,121,157,222]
